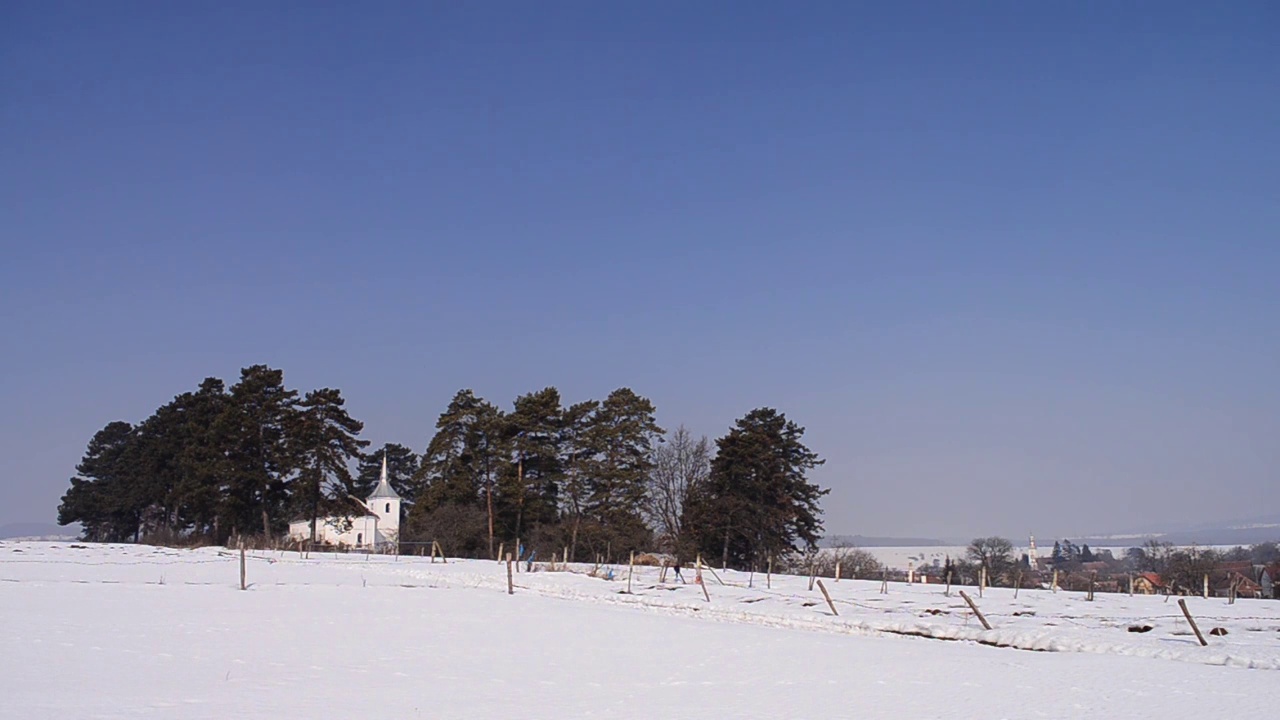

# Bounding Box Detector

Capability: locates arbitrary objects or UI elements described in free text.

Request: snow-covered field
[2,542,1277,719]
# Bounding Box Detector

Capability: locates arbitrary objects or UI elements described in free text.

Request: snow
[2,542,1277,719]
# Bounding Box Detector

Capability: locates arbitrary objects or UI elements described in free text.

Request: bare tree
[645,425,710,552]
[807,545,882,579]
[966,536,1015,585]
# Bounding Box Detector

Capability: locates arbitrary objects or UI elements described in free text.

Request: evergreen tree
[413,390,507,556]
[1062,540,1081,565]
[57,421,141,542]
[499,388,563,545]
[126,402,188,538]
[168,378,233,538]
[1080,544,1095,563]
[683,408,827,569]
[559,399,600,561]
[289,388,368,543]
[579,388,663,557]
[1051,541,1064,567]
[217,365,298,539]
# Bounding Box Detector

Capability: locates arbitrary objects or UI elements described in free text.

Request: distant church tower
[1028,534,1039,567]
[367,452,402,543]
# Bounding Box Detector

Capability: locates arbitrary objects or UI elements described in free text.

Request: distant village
[821,536,1280,601]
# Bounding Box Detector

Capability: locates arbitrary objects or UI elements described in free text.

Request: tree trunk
[486,482,495,560]
[309,463,320,544]
[261,508,271,539]
[571,515,581,563]
[513,458,524,542]
[722,528,730,571]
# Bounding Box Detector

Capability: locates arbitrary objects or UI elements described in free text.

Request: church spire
[368,449,401,500]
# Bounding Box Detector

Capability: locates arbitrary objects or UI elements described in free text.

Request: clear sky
[3,1,1277,540]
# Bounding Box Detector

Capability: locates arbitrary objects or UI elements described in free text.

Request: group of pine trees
[58,365,828,569]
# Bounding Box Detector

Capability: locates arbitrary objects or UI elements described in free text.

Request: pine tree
[217,365,299,539]
[683,408,827,570]
[580,388,663,557]
[57,421,140,542]
[499,388,564,544]
[168,378,233,539]
[414,390,507,556]
[1063,540,1081,565]
[1051,541,1064,567]
[290,388,368,544]
[559,399,600,561]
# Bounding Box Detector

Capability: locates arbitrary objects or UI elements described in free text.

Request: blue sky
[3,1,1277,539]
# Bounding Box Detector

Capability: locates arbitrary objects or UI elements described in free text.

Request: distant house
[1079,561,1112,575]
[1261,565,1280,599]
[1215,572,1262,599]
[1133,573,1164,595]
[287,455,402,550]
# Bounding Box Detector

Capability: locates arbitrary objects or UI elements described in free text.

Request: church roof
[367,452,402,501]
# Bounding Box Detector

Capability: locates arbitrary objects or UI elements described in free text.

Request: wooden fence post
[627,551,635,594]
[945,570,952,597]
[239,546,246,591]
[1128,573,1134,596]
[1177,598,1207,646]
[696,556,710,602]
[506,553,514,595]
[880,569,888,595]
[497,542,504,564]
[835,561,841,582]
[816,579,838,616]
[515,538,521,572]
[1088,571,1096,602]
[959,590,992,630]
[979,566,986,598]
[1051,569,1058,593]
[767,555,772,589]
[1202,573,1209,599]
[1014,570,1021,599]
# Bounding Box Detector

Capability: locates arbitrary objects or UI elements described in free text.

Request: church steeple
[368,451,401,501]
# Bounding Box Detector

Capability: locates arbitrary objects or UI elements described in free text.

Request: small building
[1133,573,1164,595]
[287,454,402,550]
[1261,564,1280,600]
[1215,572,1262,599]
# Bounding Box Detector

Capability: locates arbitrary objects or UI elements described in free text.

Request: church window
[385,503,391,513]
[357,533,363,544]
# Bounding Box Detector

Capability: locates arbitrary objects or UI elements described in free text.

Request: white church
[287,454,402,550]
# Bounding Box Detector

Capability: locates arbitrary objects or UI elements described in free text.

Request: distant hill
[1066,513,1280,549]
[0,523,79,541]
[822,534,948,548]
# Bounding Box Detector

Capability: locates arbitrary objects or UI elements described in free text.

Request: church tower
[367,452,402,542]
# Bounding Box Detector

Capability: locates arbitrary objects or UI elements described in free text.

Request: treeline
[58,365,828,568]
